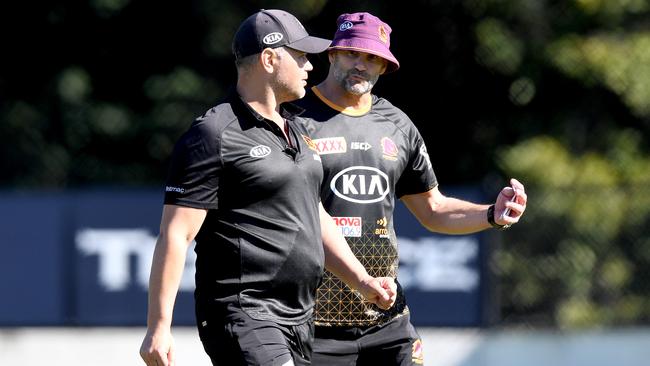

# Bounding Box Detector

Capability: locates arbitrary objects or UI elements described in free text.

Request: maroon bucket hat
[329,12,400,73]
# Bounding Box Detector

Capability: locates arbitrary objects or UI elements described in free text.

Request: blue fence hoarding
[0,188,491,326]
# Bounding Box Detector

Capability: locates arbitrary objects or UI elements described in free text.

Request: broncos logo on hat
[378,25,388,44]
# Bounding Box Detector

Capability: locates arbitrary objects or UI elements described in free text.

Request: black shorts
[312,313,424,366]
[198,307,314,366]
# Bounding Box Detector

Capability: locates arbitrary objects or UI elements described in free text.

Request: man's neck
[236,82,284,127]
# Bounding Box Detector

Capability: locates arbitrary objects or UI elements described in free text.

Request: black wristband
[487,204,507,229]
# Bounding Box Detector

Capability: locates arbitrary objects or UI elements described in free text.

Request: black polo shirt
[164,90,325,325]
[294,87,438,326]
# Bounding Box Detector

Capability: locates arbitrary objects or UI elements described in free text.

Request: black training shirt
[294,87,438,326]
[164,91,325,325]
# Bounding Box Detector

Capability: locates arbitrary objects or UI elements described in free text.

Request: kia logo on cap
[263,32,284,45]
[330,166,390,204]
[339,21,353,31]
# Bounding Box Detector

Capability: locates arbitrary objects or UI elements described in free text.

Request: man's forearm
[402,188,491,235]
[319,205,371,288]
[146,232,190,329]
[426,196,491,234]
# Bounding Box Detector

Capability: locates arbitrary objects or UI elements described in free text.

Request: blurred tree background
[1,0,649,328]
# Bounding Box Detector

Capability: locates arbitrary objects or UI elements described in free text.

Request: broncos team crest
[412,339,424,364]
[301,134,319,152]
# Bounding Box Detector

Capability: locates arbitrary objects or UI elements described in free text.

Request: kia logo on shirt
[330,166,390,204]
[249,145,271,158]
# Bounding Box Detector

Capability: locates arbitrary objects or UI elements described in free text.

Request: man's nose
[305,60,314,72]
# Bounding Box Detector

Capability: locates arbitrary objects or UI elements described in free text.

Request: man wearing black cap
[293,12,528,365]
[139,10,398,366]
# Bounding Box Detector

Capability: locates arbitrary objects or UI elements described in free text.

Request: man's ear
[379,61,388,75]
[260,48,278,73]
[327,50,336,64]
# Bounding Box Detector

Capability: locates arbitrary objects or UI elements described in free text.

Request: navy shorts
[311,313,424,366]
[198,308,314,366]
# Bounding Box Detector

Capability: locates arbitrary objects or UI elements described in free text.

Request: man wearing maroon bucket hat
[293,12,528,365]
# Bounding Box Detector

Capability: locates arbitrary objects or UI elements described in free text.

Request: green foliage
[548,32,650,118]
[475,18,524,75]
[496,133,650,327]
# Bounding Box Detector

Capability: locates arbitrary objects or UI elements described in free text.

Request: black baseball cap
[232,9,331,60]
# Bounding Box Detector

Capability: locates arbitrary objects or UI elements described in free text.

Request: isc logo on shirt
[332,217,362,237]
[313,137,347,154]
[330,166,390,204]
[351,141,372,151]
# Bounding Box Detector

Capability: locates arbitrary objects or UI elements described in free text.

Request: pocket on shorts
[231,320,293,366]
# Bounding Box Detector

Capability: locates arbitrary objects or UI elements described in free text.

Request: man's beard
[333,66,379,95]
[271,76,305,102]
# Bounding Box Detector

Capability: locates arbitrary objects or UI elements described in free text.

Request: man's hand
[140,327,175,366]
[495,178,527,226]
[357,276,397,310]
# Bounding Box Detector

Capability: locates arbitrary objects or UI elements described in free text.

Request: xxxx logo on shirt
[313,137,347,154]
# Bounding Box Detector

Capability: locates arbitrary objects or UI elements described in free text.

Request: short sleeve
[164,120,223,209]
[395,127,438,198]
